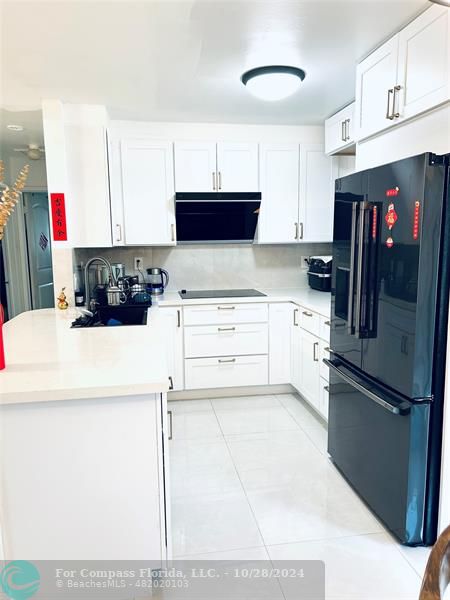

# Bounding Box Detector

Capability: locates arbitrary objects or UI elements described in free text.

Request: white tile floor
[169,393,431,600]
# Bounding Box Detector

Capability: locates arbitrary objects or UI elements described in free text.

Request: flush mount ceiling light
[428,0,450,6]
[241,66,306,101]
[6,124,24,132]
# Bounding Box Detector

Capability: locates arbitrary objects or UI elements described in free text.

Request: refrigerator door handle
[347,201,358,334]
[355,202,368,338]
[324,359,412,416]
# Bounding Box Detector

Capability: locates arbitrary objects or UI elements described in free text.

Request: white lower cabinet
[185,355,268,390]
[160,307,184,391]
[291,304,330,422]
[269,303,293,385]
[184,323,268,359]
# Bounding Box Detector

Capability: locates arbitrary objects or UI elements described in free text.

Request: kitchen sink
[71,305,149,328]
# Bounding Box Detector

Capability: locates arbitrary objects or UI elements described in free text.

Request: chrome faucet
[84,257,117,310]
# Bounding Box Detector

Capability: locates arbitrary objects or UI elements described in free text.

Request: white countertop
[157,287,331,317]
[0,308,169,405]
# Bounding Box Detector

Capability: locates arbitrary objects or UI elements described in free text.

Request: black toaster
[307,256,332,292]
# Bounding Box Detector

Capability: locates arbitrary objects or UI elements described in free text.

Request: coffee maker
[146,268,169,295]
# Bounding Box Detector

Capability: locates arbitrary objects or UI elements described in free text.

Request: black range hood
[175,192,261,244]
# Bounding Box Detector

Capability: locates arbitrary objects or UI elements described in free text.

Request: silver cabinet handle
[295,222,299,240]
[313,341,319,362]
[177,309,181,328]
[325,320,331,326]
[218,171,222,190]
[345,119,351,141]
[212,172,216,190]
[341,121,346,142]
[171,223,176,242]
[168,376,174,391]
[293,308,299,326]
[218,326,236,332]
[299,222,304,240]
[386,88,394,120]
[302,311,313,317]
[116,224,122,242]
[347,202,357,334]
[168,410,173,440]
[217,306,235,310]
[218,358,236,363]
[392,85,401,119]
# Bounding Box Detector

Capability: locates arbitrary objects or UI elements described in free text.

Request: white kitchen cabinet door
[64,124,112,247]
[299,328,321,413]
[121,140,176,245]
[397,5,449,123]
[299,144,334,242]
[174,141,217,192]
[160,307,184,391]
[216,142,259,192]
[336,156,356,180]
[269,303,294,385]
[355,35,399,141]
[324,103,355,155]
[258,144,299,244]
[291,307,302,392]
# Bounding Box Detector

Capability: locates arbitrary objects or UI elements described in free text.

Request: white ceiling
[0,0,427,141]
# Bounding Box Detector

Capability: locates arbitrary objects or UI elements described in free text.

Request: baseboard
[168,383,294,401]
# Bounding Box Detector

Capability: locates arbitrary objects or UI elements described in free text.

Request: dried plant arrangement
[0,160,30,240]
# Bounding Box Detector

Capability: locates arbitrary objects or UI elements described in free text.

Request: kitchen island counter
[0,307,169,405]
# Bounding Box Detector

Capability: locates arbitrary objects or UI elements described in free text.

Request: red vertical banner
[50,193,68,241]
[413,201,420,240]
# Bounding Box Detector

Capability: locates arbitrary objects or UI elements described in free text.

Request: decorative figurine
[57,288,69,310]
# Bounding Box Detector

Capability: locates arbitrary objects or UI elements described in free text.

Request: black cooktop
[179,289,267,299]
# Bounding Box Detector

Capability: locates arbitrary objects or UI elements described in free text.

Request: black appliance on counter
[307,256,332,292]
[179,289,266,300]
[175,192,261,243]
[326,152,450,546]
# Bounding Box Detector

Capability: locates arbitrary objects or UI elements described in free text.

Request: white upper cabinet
[174,141,259,192]
[173,141,217,192]
[397,5,449,123]
[355,5,449,142]
[355,35,400,141]
[216,142,259,192]
[65,124,112,248]
[299,144,334,242]
[324,103,355,155]
[120,140,176,246]
[258,144,299,243]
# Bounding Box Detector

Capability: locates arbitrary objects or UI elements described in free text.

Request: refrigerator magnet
[385,203,398,230]
[386,236,394,249]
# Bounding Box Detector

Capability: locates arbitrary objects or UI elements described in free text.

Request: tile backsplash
[73,243,332,292]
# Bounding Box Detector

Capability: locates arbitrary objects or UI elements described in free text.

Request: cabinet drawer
[320,378,330,422]
[319,315,331,343]
[183,303,268,326]
[299,307,320,337]
[185,355,269,390]
[184,323,268,358]
[319,340,331,381]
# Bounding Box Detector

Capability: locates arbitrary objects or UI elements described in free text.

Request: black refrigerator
[327,152,450,546]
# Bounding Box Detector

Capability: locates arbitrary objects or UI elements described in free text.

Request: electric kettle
[146,268,169,296]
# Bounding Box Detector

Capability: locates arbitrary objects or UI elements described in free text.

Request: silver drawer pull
[217,306,235,310]
[313,341,319,362]
[168,410,173,440]
[293,308,299,326]
[302,311,313,317]
[218,358,236,364]
[218,327,236,332]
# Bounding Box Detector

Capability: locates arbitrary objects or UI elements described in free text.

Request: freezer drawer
[326,358,432,545]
